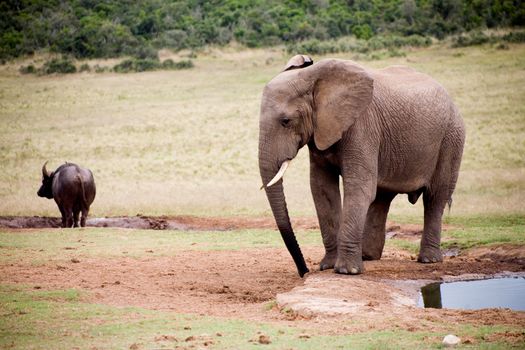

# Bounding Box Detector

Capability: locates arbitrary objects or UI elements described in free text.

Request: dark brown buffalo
[37,162,96,228]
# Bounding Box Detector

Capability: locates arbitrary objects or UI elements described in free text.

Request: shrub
[94,65,108,73]
[502,31,525,43]
[112,59,136,73]
[133,45,158,60]
[133,58,160,72]
[174,59,193,69]
[452,32,490,47]
[161,59,194,69]
[287,34,431,56]
[387,48,407,57]
[113,57,193,73]
[79,63,90,72]
[451,30,525,48]
[19,64,36,74]
[42,58,76,74]
[352,24,373,40]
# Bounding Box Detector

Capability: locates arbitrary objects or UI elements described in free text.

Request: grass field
[1,42,524,349]
[0,43,523,218]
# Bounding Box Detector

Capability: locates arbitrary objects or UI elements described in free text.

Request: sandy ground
[1,217,524,343]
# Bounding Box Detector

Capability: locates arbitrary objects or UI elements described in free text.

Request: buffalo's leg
[58,205,67,228]
[80,207,89,227]
[73,209,80,228]
[362,191,396,260]
[63,206,73,228]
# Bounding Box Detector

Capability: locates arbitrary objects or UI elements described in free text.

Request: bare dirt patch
[0,218,524,340]
[1,242,524,336]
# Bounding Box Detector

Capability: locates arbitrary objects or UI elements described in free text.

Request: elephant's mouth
[260,159,291,190]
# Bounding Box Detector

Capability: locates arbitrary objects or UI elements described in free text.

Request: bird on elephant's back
[258,54,465,277]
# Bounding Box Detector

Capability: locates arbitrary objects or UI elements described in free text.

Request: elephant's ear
[312,60,373,150]
[283,54,313,72]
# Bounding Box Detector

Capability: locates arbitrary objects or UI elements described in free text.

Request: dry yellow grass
[0,44,523,218]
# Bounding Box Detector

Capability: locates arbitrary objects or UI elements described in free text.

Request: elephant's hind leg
[418,190,447,263]
[362,191,396,260]
[310,156,341,271]
[419,125,464,263]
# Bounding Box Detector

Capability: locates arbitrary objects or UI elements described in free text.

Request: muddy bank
[0,215,320,231]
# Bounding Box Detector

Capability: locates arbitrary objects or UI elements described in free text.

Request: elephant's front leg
[362,191,396,260]
[335,178,376,275]
[309,156,341,271]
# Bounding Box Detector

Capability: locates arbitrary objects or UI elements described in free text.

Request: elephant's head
[258,55,373,277]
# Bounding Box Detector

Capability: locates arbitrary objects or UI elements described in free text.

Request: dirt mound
[276,274,417,317]
[0,215,319,231]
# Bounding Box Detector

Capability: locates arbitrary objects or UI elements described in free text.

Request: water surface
[418,277,525,311]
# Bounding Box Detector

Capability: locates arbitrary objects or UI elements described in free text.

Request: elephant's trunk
[260,158,309,277]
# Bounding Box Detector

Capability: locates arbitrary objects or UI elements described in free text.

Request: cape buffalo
[37,162,96,228]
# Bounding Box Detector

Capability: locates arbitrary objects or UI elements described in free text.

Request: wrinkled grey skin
[37,162,96,228]
[258,55,465,277]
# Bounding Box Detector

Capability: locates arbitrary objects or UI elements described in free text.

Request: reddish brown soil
[1,217,524,340]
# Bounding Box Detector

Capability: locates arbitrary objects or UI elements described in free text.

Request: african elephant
[259,55,465,277]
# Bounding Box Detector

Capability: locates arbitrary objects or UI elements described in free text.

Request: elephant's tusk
[262,160,290,190]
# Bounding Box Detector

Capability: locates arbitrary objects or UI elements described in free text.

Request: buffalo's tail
[77,174,88,208]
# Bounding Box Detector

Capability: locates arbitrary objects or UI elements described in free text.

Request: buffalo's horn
[261,160,290,190]
[42,161,49,177]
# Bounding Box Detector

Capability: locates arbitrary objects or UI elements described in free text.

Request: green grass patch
[1,214,522,263]
[385,214,525,254]
[385,239,419,254]
[0,284,521,349]
[441,214,525,250]
[0,228,322,264]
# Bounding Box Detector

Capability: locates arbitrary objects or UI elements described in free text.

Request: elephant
[258,55,465,277]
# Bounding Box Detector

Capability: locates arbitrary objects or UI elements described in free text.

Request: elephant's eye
[280,117,291,127]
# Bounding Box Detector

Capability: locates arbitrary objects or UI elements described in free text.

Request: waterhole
[418,277,525,311]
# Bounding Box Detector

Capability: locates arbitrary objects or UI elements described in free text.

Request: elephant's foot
[334,256,364,275]
[319,253,337,271]
[417,247,443,263]
[362,246,383,261]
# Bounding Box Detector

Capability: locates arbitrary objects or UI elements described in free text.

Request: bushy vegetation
[19,57,77,75]
[20,56,193,75]
[452,29,525,47]
[287,34,432,55]
[1,0,523,60]
[113,58,194,73]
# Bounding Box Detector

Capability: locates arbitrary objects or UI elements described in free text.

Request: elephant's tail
[447,197,453,214]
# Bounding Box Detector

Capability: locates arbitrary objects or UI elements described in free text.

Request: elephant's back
[372,65,443,94]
